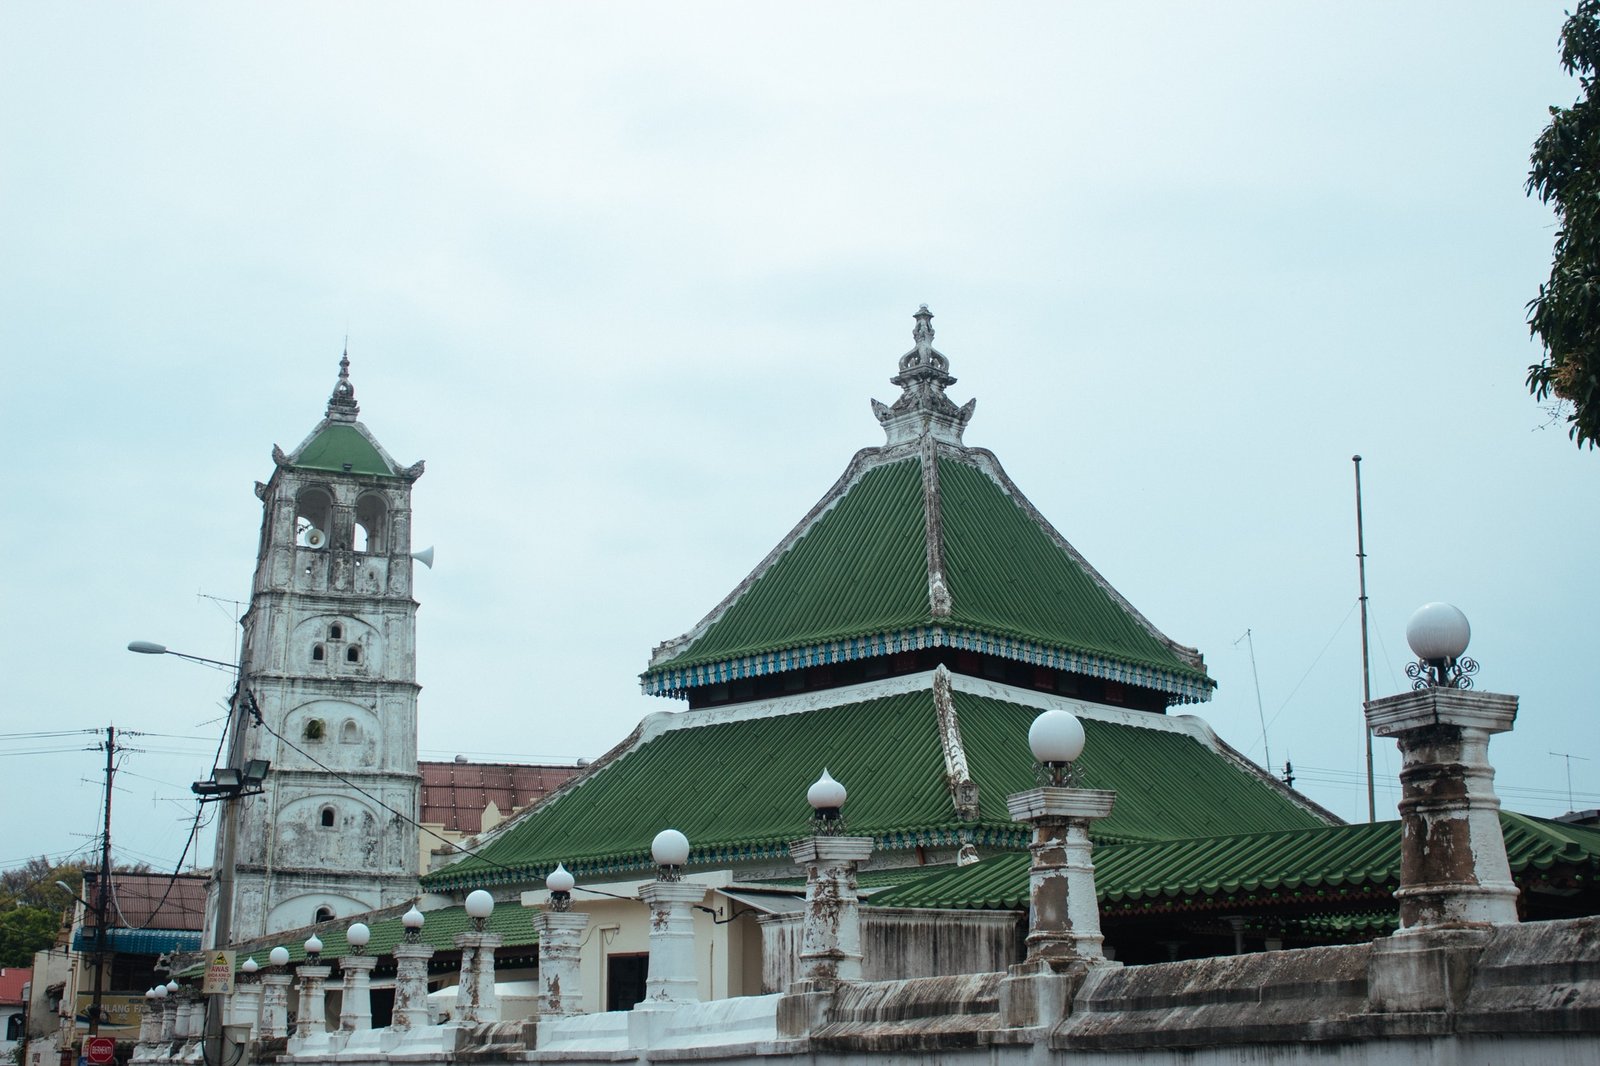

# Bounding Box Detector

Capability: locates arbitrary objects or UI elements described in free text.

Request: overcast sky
[3,3,1596,878]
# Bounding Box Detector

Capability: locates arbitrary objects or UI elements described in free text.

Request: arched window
[346,645,362,664]
[340,720,359,744]
[294,488,334,549]
[329,623,343,640]
[312,644,325,662]
[355,494,388,554]
[304,718,326,741]
[314,905,334,924]
[320,806,335,828]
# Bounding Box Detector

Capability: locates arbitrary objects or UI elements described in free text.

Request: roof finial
[869,306,976,447]
[913,305,935,361]
[326,342,360,422]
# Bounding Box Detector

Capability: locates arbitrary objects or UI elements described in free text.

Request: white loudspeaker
[411,546,435,569]
[304,528,327,549]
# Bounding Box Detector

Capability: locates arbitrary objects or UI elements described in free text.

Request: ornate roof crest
[326,345,360,422]
[872,306,976,446]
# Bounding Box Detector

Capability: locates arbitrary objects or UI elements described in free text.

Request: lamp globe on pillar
[304,934,324,960]
[1404,602,1479,689]
[402,905,425,943]
[465,889,495,932]
[651,828,690,882]
[166,979,180,994]
[151,985,166,1001]
[347,922,371,955]
[1029,708,1086,787]
[807,769,848,834]
[241,957,259,979]
[268,946,289,968]
[546,863,575,912]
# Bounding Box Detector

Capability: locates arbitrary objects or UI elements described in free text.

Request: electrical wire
[254,712,535,879]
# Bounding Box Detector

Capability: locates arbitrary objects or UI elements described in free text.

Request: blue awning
[72,928,202,955]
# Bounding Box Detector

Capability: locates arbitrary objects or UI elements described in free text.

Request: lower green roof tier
[425,670,1325,892]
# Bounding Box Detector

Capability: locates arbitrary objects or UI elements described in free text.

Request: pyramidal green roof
[273,351,421,480]
[643,308,1211,704]
[423,670,1324,892]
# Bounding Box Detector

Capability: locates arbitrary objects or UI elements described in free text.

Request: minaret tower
[225,352,426,940]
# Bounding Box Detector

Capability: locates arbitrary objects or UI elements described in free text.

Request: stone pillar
[789,835,874,985]
[292,962,332,1038]
[452,930,503,1025]
[390,940,435,1031]
[337,954,377,1031]
[532,911,589,1016]
[159,995,178,1043]
[1365,687,1520,929]
[638,880,707,1006]
[137,999,158,1045]
[258,973,292,1040]
[1006,787,1117,967]
[172,991,197,1041]
[229,976,263,1038]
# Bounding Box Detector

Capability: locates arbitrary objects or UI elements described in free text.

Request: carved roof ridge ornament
[326,344,360,423]
[871,305,977,447]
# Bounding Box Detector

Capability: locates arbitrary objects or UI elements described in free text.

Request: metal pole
[204,682,249,1066]
[1353,456,1375,823]
[90,726,114,1036]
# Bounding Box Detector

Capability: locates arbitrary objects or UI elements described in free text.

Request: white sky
[3,3,1596,877]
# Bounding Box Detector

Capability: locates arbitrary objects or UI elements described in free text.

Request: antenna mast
[1353,455,1375,823]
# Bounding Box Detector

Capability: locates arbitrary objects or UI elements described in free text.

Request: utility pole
[1353,456,1376,823]
[89,725,117,1036]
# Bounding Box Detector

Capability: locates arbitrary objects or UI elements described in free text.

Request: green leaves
[1527,0,1600,449]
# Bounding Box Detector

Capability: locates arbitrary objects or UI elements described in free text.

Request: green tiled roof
[425,684,1323,892]
[291,423,396,476]
[867,812,1600,912]
[939,460,1186,677]
[222,903,538,972]
[643,449,1210,701]
[653,460,929,667]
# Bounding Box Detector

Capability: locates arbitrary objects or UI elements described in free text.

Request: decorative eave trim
[640,624,1215,704]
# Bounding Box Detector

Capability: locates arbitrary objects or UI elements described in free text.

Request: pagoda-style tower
[643,306,1212,712]
[224,354,426,940]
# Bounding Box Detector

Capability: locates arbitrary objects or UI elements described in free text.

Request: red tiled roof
[82,872,208,931]
[419,761,581,833]
[0,967,31,1005]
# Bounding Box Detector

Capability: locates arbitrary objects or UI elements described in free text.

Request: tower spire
[870,305,977,446]
[327,344,360,422]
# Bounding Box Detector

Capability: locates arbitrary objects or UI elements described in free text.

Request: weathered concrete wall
[760,907,1020,992]
[207,916,1599,1066]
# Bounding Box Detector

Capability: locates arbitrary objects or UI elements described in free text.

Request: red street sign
[85,1037,115,1065]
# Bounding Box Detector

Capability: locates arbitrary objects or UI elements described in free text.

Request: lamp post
[128,640,266,1066]
[638,829,704,1006]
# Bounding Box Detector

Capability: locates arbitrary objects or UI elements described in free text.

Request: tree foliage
[1528,0,1600,449]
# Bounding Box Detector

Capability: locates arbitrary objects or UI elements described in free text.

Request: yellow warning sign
[202,950,236,994]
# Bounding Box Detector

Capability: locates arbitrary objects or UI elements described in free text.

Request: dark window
[329,624,343,640]
[304,719,325,741]
[606,953,649,1012]
[346,645,361,663]
[314,905,334,923]
[320,807,335,828]
[312,644,325,662]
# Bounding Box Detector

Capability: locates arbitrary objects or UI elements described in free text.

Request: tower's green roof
[291,422,397,476]
[423,677,1322,892]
